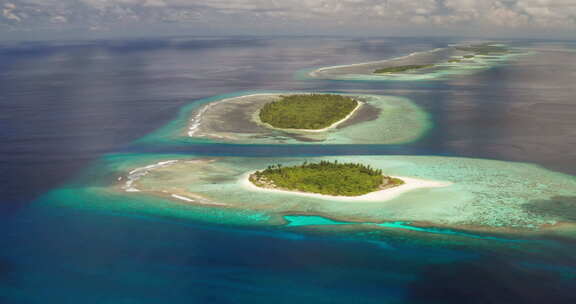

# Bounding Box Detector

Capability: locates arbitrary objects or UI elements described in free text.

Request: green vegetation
[259,94,358,130]
[370,44,510,75]
[374,64,435,74]
[456,44,509,55]
[249,160,404,196]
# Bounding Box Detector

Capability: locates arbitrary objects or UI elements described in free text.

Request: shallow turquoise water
[283,216,528,243]
[41,153,576,233]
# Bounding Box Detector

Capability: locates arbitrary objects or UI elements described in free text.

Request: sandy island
[180,92,431,145]
[253,99,363,133]
[189,93,363,137]
[240,171,452,202]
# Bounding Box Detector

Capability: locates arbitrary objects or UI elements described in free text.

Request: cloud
[3,2,21,22]
[1,0,575,35]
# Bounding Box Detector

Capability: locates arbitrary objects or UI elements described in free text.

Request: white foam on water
[171,194,195,202]
[187,93,274,137]
[122,160,179,192]
[187,103,213,137]
[171,194,228,206]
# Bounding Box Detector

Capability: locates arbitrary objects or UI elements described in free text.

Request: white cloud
[50,15,67,23]
[2,0,575,34]
[3,2,21,22]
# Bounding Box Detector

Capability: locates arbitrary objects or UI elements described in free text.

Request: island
[249,160,404,196]
[374,64,435,74]
[258,94,359,130]
[168,92,430,145]
[307,43,526,82]
[96,154,576,238]
[455,43,510,55]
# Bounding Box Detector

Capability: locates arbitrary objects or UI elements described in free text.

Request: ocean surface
[1,36,576,303]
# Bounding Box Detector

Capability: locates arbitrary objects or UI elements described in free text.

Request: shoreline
[240,171,452,202]
[311,47,446,75]
[254,99,363,133]
[188,92,363,137]
[180,91,431,145]
[188,93,276,137]
[113,155,576,234]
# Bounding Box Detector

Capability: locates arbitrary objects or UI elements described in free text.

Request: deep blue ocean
[1,36,576,303]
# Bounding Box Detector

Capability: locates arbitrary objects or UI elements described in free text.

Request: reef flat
[138,92,431,145]
[43,154,576,239]
[304,43,528,81]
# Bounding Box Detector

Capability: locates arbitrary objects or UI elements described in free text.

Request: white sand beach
[189,92,362,137]
[239,172,452,202]
[170,193,228,206]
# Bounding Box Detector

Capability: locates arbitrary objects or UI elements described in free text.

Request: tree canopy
[455,43,509,55]
[259,94,358,130]
[249,160,404,196]
[374,64,435,74]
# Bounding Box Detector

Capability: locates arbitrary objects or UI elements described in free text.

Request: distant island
[249,160,404,197]
[258,94,359,130]
[371,44,513,75]
[455,44,509,55]
[308,42,523,81]
[374,64,435,74]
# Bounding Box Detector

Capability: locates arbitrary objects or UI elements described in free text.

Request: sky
[1,0,576,39]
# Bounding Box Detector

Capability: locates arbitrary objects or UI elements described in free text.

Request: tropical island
[455,43,509,55]
[178,92,429,145]
[307,42,526,82]
[249,160,404,196]
[110,154,576,236]
[258,94,360,130]
[374,64,435,74]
